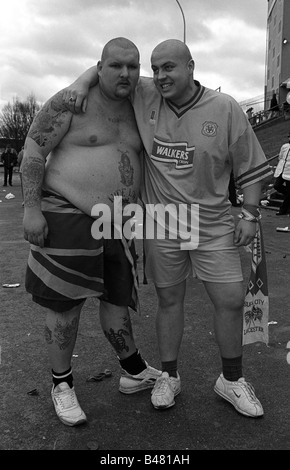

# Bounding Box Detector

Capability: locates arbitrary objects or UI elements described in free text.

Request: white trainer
[151,371,181,409]
[51,382,87,426]
[214,373,264,417]
[119,362,162,394]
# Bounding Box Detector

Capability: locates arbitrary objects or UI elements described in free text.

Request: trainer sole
[119,382,157,394]
[214,386,263,418]
[57,416,87,426]
[151,388,181,410]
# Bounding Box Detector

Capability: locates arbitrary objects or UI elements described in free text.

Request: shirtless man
[63,38,272,418]
[22,37,160,427]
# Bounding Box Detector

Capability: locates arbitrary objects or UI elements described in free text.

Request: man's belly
[43,146,141,219]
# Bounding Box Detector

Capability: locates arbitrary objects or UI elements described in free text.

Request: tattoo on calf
[123,316,133,338]
[104,327,130,354]
[44,325,53,345]
[53,317,78,350]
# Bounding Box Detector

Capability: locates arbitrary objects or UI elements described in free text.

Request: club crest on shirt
[201,121,218,137]
[151,137,194,169]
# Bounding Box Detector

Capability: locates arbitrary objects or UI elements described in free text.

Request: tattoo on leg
[123,316,133,338]
[44,325,53,345]
[53,317,78,350]
[104,328,129,354]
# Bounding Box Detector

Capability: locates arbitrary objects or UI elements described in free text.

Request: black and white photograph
[1,0,290,454]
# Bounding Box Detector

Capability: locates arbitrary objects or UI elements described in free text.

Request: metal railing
[267,153,279,163]
[248,104,290,128]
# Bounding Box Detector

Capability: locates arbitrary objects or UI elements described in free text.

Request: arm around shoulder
[62,65,99,113]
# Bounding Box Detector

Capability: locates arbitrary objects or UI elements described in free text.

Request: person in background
[269,92,279,118]
[246,107,254,125]
[17,146,24,205]
[228,171,240,207]
[21,38,160,428]
[63,38,272,418]
[273,131,290,215]
[1,145,17,187]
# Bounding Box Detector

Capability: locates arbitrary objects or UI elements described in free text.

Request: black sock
[52,367,73,389]
[222,356,243,382]
[119,349,146,375]
[162,360,178,378]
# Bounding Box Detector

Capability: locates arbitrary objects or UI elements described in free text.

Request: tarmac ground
[1,171,290,454]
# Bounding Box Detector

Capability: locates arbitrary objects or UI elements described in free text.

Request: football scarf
[242,222,269,345]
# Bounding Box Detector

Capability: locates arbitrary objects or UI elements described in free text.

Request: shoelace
[56,389,77,409]
[239,381,257,401]
[154,377,171,394]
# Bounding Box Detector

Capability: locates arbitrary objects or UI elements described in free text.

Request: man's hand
[62,65,99,114]
[62,83,89,114]
[234,218,257,247]
[23,209,49,248]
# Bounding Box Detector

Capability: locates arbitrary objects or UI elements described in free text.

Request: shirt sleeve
[228,99,273,188]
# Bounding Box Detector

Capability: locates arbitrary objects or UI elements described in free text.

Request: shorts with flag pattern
[26,191,138,312]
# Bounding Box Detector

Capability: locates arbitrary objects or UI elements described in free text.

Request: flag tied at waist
[243,222,269,346]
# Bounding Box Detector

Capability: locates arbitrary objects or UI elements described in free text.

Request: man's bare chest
[69,104,141,149]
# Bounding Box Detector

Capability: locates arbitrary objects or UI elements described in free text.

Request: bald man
[22,38,161,427]
[63,38,272,418]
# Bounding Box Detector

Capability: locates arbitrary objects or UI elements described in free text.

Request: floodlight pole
[175,0,186,43]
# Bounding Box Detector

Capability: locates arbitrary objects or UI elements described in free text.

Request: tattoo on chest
[108,116,120,123]
[118,151,134,186]
[106,151,137,205]
[108,188,137,206]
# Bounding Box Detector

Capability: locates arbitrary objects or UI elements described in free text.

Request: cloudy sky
[0,0,268,110]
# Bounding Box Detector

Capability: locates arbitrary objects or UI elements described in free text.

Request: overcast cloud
[0,0,268,109]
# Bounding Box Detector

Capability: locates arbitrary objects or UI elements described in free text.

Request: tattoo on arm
[23,93,71,207]
[22,156,45,207]
[27,92,70,148]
